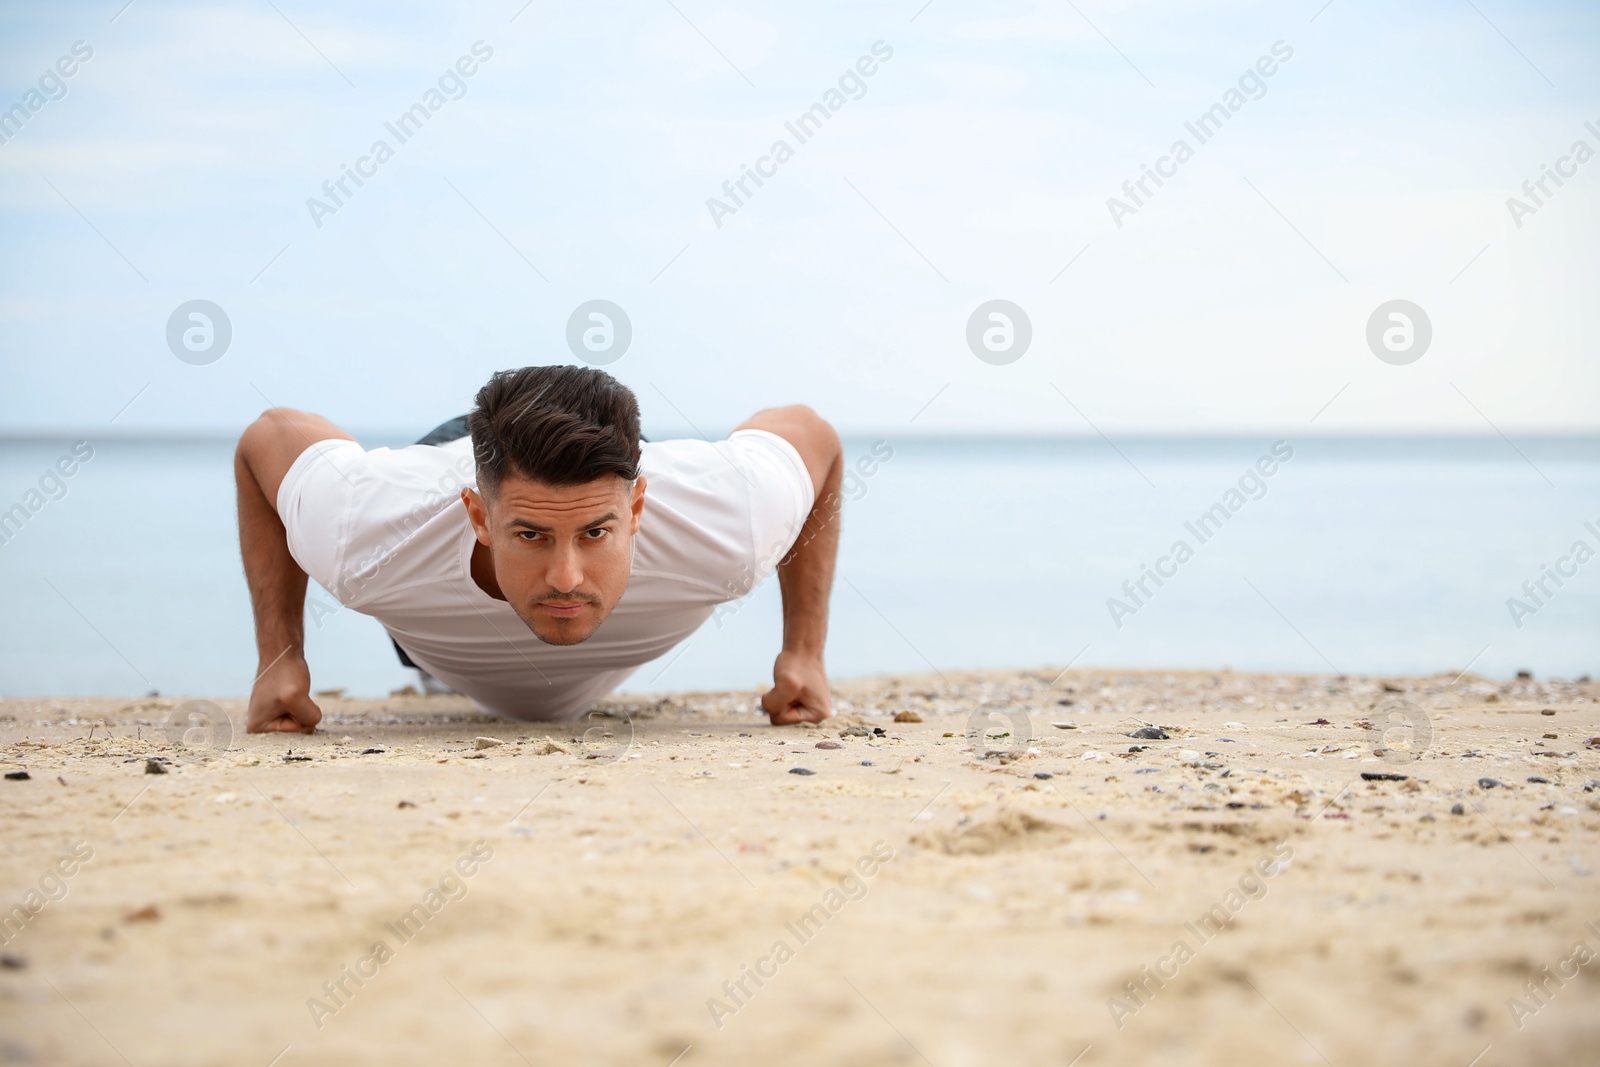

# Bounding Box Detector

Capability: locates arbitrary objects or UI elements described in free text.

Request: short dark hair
[468,366,641,496]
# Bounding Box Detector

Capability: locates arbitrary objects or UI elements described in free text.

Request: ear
[462,487,492,544]
[628,475,648,535]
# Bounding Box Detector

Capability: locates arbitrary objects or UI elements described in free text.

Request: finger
[768,701,825,725]
[259,716,308,732]
[289,695,323,730]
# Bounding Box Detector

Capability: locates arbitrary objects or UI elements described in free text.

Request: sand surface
[2,668,1598,1066]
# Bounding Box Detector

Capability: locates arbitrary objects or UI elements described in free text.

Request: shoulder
[278,437,477,605]
[631,432,814,598]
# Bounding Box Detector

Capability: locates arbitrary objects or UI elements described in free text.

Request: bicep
[733,406,840,499]
[240,408,357,508]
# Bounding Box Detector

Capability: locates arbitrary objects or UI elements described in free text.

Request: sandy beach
[2,667,1597,1066]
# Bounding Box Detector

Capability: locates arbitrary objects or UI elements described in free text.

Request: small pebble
[1527,776,1551,784]
[861,760,873,766]
[475,737,505,749]
[1052,722,1077,730]
[815,740,843,750]
[1477,778,1503,789]
[361,748,385,755]
[0,954,25,970]
[1033,772,1053,780]
[840,725,871,737]
[1450,803,1465,815]
[788,767,815,776]
[1128,727,1169,740]
[1540,708,1555,716]
[144,759,168,775]
[1361,772,1408,781]
[893,710,923,723]
[4,771,30,781]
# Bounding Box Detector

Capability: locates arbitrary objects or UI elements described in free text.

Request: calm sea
[1,435,1596,699]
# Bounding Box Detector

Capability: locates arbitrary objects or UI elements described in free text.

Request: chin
[531,625,596,647]
[520,607,606,646]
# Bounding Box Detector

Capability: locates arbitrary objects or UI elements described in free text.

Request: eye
[517,531,544,542]
[584,527,610,540]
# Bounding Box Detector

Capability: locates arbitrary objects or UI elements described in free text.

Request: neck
[470,539,506,601]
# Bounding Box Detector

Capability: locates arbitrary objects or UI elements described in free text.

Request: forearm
[235,444,307,666]
[776,449,842,657]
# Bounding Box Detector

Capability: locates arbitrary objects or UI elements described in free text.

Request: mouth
[537,600,590,619]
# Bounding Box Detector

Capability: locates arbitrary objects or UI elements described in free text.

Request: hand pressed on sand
[762,650,832,725]
[248,654,322,733]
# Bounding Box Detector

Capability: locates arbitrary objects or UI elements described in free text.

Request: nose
[546,539,584,595]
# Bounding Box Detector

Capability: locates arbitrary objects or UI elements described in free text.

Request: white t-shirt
[277,430,813,721]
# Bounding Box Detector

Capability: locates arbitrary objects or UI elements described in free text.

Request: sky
[1,0,1597,439]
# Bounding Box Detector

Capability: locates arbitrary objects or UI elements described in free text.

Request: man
[234,365,841,733]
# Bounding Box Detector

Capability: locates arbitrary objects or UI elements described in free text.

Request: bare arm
[235,408,356,733]
[734,406,843,725]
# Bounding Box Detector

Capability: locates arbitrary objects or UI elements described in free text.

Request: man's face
[463,473,646,645]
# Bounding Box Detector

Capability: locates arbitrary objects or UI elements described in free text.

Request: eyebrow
[505,512,620,534]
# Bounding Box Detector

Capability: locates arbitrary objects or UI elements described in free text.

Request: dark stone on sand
[815,740,842,750]
[861,760,873,766]
[1477,777,1503,789]
[0,954,25,970]
[1361,772,1408,781]
[1128,727,1168,740]
[1527,776,1551,784]
[1450,803,1465,815]
[4,771,29,781]
[1516,670,1532,680]
[361,748,385,755]
[1541,709,1556,716]
[1034,772,1053,780]
[788,767,815,776]
[144,759,167,775]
